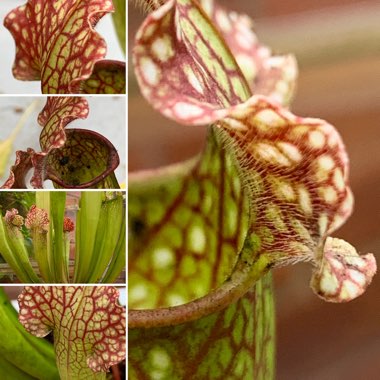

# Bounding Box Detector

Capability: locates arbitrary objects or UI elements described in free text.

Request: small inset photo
[0,285,126,379]
[0,96,126,189]
[0,0,126,94]
[0,191,126,284]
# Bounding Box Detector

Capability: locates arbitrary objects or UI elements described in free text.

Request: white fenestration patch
[7,12,16,20]
[255,109,286,128]
[235,22,257,49]
[318,155,335,170]
[215,10,232,33]
[149,347,171,370]
[224,117,248,131]
[277,142,302,163]
[327,256,344,271]
[308,130,326,149]
[319,186,338,204]
[269,175,296,202]
[151,35,174,62]
[140,57,161,86]
[315,155,335,182]
[347,268,366,287]
[253,142,291,167]
[297,186,312,216]
[148,347,172,380]
[311,237,377,303]
[333,167,345,191]
[319,268,339,295]
[340,281,360,301]
[138,23,156,41]
[173,102,204,119]
[184,65,204,94]
[152,247,175,269]
[188,225,206,254]
[268,55,288,69]
[129,284,148,303]
[200,0,212,16]
[202,194,212,214]
[277,180,295,201]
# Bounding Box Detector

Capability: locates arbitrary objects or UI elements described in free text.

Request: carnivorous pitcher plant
[0,191,125,283]
[129,0,376,378]
[1,96,121,189]
[0,286,126,379]
[4,0,126,94]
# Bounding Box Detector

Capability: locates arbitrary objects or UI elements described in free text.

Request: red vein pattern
[133,0,251,125]
[217,96,376,301]
[198,0,297,106]
[19,286,126,378]
[82,60,126,94]
[25,205,49,231]
[1,149,35,189]
[133,0,375,301]
[129,0,376,378]
[4,0,114,93]
[221,96,351,260]
[38,96,89,151]
[129,129,249,309]
[134,0,297,129]
[1,97,120,189]
[129,274,274,379]
[45,129,120,188]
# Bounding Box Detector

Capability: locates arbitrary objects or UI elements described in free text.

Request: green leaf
[74,192,125,283]
[112,0,126,54]
[18,286,126,379]
[101,215,126,283]
[73,192,104,283]
[49,192,68,282]
[87,193,125,283]
[0,191,125,283]
[0,288,59,380]
[129,129,249,308]
[0,355,36,380]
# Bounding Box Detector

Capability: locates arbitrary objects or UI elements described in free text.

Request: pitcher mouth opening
[46,128,120,188]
